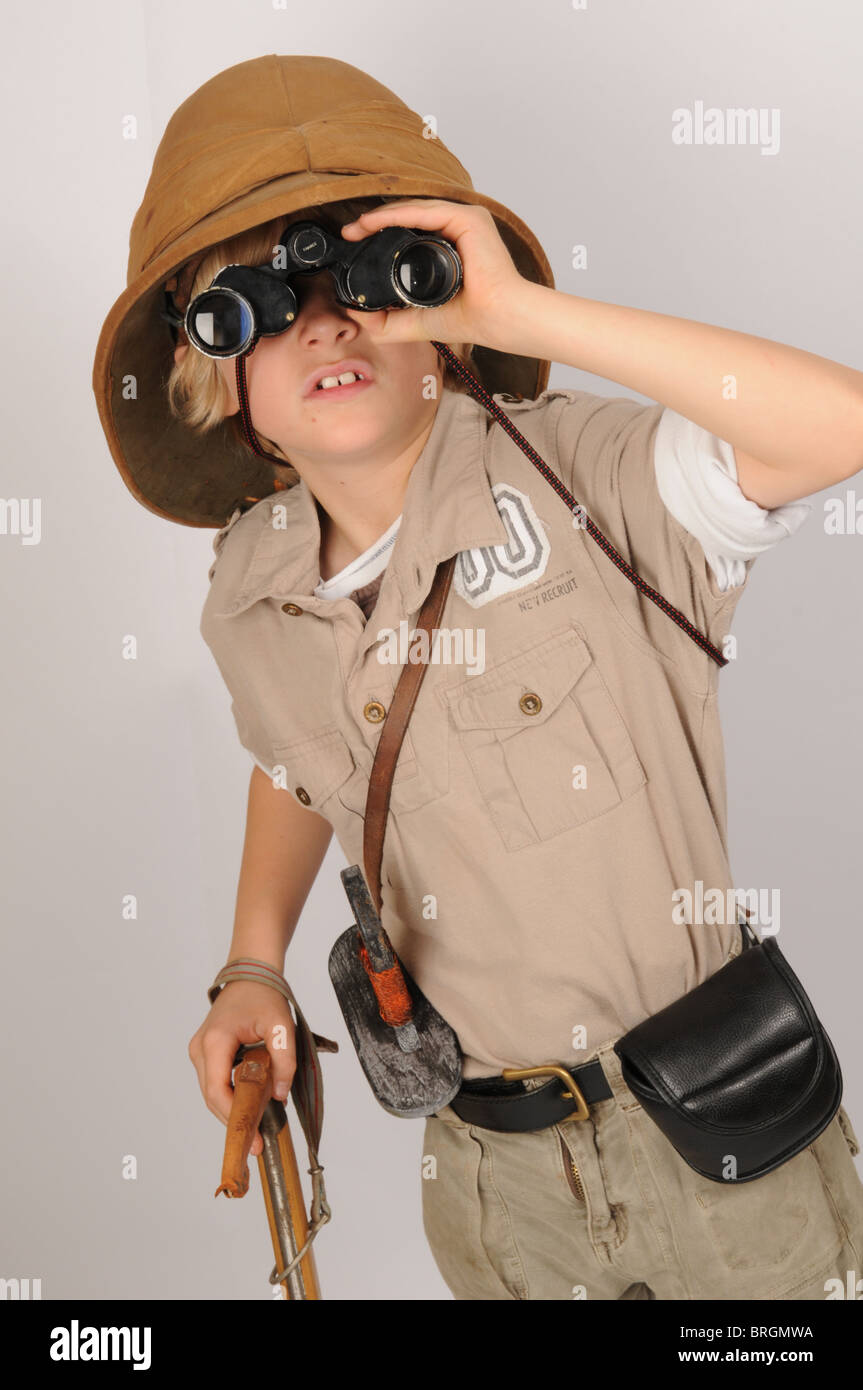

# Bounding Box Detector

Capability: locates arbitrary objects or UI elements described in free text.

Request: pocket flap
[443,627,593,731]
[272,727,355,810]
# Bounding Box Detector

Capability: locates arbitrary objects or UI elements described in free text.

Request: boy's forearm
[493,280,863,490]
[225,767,334,973]
[227,910,300,974]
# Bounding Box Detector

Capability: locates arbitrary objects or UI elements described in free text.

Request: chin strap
[234,347,291,469]
[234,340,727,668]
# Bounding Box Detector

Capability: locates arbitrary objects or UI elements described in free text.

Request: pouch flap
[614,939,830,1132]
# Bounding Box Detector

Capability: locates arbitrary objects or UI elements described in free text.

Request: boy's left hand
[338,198,526,350]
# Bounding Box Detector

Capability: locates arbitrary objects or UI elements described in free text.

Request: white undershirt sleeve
[653,408,814,591]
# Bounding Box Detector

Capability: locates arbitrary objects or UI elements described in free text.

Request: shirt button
[295,787,311,805]
[363,700,386,723]
[281,603,303,616]
[519,692,542,716]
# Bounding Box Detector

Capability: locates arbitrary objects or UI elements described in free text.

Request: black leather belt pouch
[612,919,842,1183]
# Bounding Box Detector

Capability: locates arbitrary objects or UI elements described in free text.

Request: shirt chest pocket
[271,727,358,821]
[440,625,647,851]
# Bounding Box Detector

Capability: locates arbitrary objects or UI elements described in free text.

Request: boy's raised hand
[338,198,524,351]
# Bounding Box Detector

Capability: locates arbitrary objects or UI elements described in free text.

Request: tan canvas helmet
[91,54,555,529]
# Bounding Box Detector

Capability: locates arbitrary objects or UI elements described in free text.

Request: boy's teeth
[316,371,364,390]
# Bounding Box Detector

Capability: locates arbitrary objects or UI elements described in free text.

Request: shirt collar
[214,387,512,617]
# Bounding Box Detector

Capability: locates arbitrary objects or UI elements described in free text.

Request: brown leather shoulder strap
[363,553,457,913]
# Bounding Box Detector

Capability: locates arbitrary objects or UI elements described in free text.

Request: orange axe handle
[357,941,413,1026]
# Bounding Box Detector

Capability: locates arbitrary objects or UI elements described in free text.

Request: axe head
[328,912,463,1118]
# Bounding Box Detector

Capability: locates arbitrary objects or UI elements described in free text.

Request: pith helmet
[92,54,555,528]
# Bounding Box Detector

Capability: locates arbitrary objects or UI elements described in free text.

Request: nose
[292,270,358,348]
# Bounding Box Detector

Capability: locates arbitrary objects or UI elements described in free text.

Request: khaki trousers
[422,986,863,1300]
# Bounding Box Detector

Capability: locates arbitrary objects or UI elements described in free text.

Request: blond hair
[164,196,476,486]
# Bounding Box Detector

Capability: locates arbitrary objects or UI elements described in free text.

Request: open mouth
[307,369,374,401]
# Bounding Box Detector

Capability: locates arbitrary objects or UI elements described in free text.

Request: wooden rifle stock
[215,1043,321,1299]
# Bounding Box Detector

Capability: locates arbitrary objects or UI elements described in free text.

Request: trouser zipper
[558,1130,585,1202]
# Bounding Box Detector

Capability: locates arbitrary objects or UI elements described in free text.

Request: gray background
[2,0,861,1301]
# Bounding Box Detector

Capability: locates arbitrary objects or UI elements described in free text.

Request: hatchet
[328,864,462,1117]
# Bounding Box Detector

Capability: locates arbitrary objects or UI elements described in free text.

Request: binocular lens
[395,243,460,305]
[189,288,253,353]
[176,227,464,358]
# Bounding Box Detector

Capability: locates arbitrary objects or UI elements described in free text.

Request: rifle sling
[362,552,457,915]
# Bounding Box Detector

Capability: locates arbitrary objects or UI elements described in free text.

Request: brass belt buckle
[501,1064,590,1121]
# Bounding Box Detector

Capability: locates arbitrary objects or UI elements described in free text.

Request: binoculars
[163,220,463,359]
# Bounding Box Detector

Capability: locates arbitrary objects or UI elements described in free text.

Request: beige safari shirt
[200,385,752,1079]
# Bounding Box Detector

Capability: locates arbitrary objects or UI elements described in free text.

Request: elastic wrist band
[207,956,293,1007]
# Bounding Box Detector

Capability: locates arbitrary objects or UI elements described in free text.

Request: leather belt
[448,1059,613,1133]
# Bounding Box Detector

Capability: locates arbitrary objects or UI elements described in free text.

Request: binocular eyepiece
[165,220,463,359]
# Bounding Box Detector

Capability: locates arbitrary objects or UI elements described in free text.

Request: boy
[93,54,863,1300]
